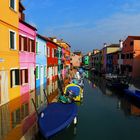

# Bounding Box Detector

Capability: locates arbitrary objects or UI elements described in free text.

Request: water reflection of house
[36,34,47,108]
[0,93,37,140]
[120,98,140,116]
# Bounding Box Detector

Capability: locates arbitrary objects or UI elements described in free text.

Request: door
[0,71,8,105]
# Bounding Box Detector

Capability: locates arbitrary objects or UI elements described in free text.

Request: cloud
[44,12,140,53]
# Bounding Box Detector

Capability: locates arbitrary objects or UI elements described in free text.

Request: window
[44,45,47,55]
[10,0,16,11]
[52,49,54,57]
[130,53,133,59]
[10,30,16,50]
[19,35,27,51]
[121,54,125,59]
[130,41,134,46]
[28,39,35,52]
[126,53,129,59]
[36,42,39,54]
[20,69,28,85]
[44,66,47,77]
[47,47,50,57]
[10,69,20,87]
[36,66,39,79]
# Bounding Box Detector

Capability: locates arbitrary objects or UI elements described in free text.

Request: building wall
[19,22,36,95]
[47,41,58,82]
[0,0,20,103]
[71,54,82,67]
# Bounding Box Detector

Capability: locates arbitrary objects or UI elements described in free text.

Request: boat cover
[64,83,82,96]
[38,102,77,138]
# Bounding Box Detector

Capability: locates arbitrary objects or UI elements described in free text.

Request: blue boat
[38,102,78,138]
[124,89,140,101]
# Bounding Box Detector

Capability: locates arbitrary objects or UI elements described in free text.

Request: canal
[38,74,140,140]
[1,72,140,140]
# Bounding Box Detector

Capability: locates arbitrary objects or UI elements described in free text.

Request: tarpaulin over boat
[64,83,82,96]
[38,102,77,138]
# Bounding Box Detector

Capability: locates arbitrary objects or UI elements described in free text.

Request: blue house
[36,34,47,108]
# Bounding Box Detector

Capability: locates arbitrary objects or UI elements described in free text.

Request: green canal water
[36,76,140,140]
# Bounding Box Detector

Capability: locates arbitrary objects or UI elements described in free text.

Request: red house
[46,38,58,83]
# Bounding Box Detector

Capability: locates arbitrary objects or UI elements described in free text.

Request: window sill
[11,85,19,88]
[9,7,17,13]
[21,83,28,86]
[10,48,17,51]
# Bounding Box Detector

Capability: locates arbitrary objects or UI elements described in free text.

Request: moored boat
[124,89,140,101]
[38,102,78,139]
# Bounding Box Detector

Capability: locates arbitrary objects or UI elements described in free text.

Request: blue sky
[23,0,140,53]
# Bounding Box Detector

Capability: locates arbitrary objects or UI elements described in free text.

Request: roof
[37,34,47,41]
[19,1,25,11]
[127,36,140,40]
[107,44,120,47]
[19,19,37,31]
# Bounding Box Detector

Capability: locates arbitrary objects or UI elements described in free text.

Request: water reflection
[88,70,140,117]
[0,77,60,140]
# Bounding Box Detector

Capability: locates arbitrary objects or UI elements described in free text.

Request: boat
[64,83,83,102]
[124,89,140,101]
[38,102,78,139]
[106,75,129,90]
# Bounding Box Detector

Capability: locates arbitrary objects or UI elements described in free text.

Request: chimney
[119,40,123,49]
[53,38,57,43]
[104,43,107,47]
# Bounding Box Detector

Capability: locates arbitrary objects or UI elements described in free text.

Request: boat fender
[74,117,77,125]
[41,112,44,118]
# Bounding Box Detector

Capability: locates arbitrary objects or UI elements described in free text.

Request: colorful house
[56,39,71,79]
[36,34,47,108]
[101,44,120,73]
[70,51,82,68]
[122,36,140,78]
[0,0,20,105]
[19,4,37,96]
[46,38,58,92]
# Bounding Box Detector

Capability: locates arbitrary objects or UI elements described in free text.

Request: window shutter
[15,69,20,85]
[10,70,13,88]
[19,35,21,51]
[25,69,28,83]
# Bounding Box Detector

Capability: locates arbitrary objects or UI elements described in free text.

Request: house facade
[122,36,140,78]
[0,0,20,105]
[36,34,47,108]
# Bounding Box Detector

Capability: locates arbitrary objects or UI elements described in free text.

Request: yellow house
[0,0,20,105]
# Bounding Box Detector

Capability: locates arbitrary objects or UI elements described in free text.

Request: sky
[22,0,140,53]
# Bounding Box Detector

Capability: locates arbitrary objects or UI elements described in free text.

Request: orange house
[122,36,140,78]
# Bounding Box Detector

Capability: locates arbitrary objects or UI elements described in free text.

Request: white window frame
[9,0,17,11]
[9,30,16,50]
[52,49,54,57]
[10,68,19,87]
[47,47,50,57]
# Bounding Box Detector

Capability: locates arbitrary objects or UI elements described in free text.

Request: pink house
[19,5,37,96]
